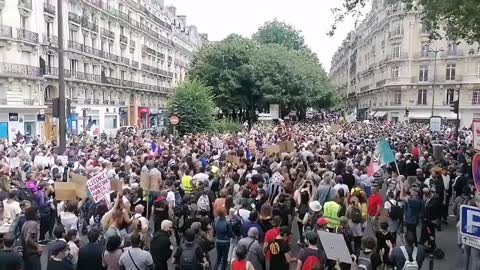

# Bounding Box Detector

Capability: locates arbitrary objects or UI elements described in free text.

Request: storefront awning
[437,111,458,119]
[409,111,431,119]
[368,111,376,116]
[374,111,387,118]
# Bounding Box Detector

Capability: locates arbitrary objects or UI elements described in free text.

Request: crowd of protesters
[0,117,477,270]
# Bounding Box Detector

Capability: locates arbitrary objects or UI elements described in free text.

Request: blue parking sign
[461,205,480,239]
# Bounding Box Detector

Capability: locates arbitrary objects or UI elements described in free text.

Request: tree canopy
[168,80,215,135]
[189,21,335,125]
[330,0,480,43]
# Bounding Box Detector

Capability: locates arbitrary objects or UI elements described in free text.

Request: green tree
[330,0,480,42]
[168,80,215,135]
[253,19,307,51]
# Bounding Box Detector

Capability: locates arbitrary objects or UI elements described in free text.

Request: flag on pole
[376,139,396,166]
[367,161,381,177]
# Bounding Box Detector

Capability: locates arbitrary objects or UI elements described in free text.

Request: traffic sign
[460,205,480,248]
[170,116,179,125]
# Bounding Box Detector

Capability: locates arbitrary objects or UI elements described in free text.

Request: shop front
[119,107,129,127]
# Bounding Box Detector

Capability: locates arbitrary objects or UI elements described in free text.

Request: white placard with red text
[87,172,111,203]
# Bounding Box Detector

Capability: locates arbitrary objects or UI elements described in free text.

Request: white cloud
[165,0,365,71]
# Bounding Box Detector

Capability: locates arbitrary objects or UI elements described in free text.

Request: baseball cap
[317,217,328,227]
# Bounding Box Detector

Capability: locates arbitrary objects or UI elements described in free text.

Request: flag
[376,139,396,166]
[367,161,381,177]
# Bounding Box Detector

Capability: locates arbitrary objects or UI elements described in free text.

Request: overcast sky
[164,0,367,72]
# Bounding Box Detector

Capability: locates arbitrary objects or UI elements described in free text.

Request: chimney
[177,15,186,26]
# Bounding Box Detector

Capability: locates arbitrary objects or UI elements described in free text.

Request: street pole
[431,50,437,117]
[456,89,460,139]
[57,0,67,153]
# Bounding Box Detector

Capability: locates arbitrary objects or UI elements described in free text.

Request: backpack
[297,204,309,220]
[400,246,419,270]
[388,200,403,221]
[302,255,321,270]
[197,192,211,213]
[230,210,244,237]
[357,252,372,270]
[17,187,37,208]
[351,206,363,223]
[179,243,199,269]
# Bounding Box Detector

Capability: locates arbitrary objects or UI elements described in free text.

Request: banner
[375,139,396,166]
[473,153,480,193]
[473,119,480,152]
[87,172,111,203]
[34,155,49,168]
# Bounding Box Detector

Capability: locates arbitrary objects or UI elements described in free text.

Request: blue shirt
[240,221,264,242]
[404,198,423,225]
[214,217,233,243]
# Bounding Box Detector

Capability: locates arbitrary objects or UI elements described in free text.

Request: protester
[119,232,154,270]
[47,241,73,270]
[77,229,104,270]
[237,227,265,270]
[21,207,42,270]
[268,226,296,270]
[150,220,173,270]
[0,233,23,270]
[389,231,426,270]
[103,234,123,270]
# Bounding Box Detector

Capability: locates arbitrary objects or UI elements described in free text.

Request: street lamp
[428,47,444,117]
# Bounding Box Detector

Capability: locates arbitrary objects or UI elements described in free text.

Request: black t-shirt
[269,238,290,270]
[0,250,22,270]
[47,259,74,270]
[298,247,327,269]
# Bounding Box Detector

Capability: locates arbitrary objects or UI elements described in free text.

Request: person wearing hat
[296,231,327,270]
[267,226,296,270]
[302,201,322,232]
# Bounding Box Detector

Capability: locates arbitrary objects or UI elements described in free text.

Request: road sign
[460,205,480,248]
[169,116,179,125]
[429,116,441,132]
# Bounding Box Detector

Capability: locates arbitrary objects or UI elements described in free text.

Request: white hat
[309,201,322,212]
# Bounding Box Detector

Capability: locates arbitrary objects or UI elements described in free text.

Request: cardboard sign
[329,124,341,133]
[9,157,20,168]
[110,180,123,193]
[140,172,161,192]
[226,155,240,165]
[265,145,280,156]
[279,140,294,153]
[149,174,161,192]
[58,155,69,165]
[54,182,77,201]
[71,173,88,199]
[34,155,49,168]
[318,231,353,264]
[87,172,111,203]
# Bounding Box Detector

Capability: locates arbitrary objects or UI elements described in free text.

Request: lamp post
[57,0,67,153]
[428,47,444,117]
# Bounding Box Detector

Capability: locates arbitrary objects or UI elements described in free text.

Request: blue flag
[376,139,396,166]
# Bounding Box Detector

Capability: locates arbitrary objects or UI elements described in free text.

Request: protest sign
[9,157,20,168]
[279,141,294,153]
[71,173,88,199]
[34,155,49,168]
[329,124,341,133]
[266,145,280,156]
[140,172,161,192]
[318,231,352,264]
[226,155,240,165]
[110,180,123,193]
[149,174,161,192]
[54,182,77,201]
[140,172,150,190]
[87,172,111,203]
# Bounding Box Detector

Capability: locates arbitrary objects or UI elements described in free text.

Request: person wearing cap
[267,226,296,270]
[295,231,327,270]
[302,201,322,232]
[150,220,173,270]
[237,227,265,270]
[47,240,72,270]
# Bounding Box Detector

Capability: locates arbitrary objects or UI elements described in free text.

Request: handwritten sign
[71,173,88,199]
[279,141,295,153]
[266,145,280,156]
[226,155,240,165]
[87,172,111,203]
[54,182,77,201]
[140,172,161,192]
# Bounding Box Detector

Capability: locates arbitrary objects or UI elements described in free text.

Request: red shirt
[368,193,383,217]
[264,227,281,261]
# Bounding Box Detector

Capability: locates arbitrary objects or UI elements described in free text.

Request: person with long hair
[258,203,274,234]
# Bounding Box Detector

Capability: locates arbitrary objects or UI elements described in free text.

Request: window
[446,89,456,104]
[120,26,124,36]
[69,30,76,42]
[421,23,428,33]
[391,66,399,79]
[447,42,458,55]
[46,22,52,37]
[101,41,105,52]
[84,63,89,73]
[108,44,113,54]
[392,43,400,58]
[420,42,430,57]
[419,65,429,81]
[44,86,54,100]
[393,90,402,105]
[121,71,125,81]
[70,59,78,74]
[417,89,428,105]
[392,20,402,35]
[477,64,480,78]
[92,65,98,75]
[473,90,480,105]
[446,64,456,80]
[91,37,96,49]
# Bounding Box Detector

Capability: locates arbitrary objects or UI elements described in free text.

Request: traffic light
[404,107,409,117]
[450,100,459,114]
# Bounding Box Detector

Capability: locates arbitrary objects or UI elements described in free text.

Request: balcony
[130,40,136,48]
[0,25,13,38]
[0,63,40,77]
[140,23,149,32]
[442,49,464,58]
[132,61,139,68]
[68,40,83,51]
[83,45,93,54]
[43,2,55,15]
[85,99,92,104]
[23,99,34,105]
[93,99,100,105]
[376,79,386,88]
[413,52,434,59]
[103,100,109,105]
[118,10,129,21]
[437,75,463,83]
[129,18,140,29]
[120,34,128,44]
[68,12,81,24]
[360,85,370,92]
[386,52,408,61]
[109,53,119,62]
[101,28,115,39]
[75,71,86,80]
[142,45,156,56]
[121,57,129,65]
[388,30,404,39]
[44,66,59,76]
[42,35,58,47]
[17,28,38,43]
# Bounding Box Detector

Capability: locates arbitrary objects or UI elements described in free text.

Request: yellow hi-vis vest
[181,175,193,194]
[323,201,341,229]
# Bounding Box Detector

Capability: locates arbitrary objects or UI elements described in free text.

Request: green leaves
[168,80,215,135]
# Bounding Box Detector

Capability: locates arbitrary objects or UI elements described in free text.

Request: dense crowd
[0,118,477,270]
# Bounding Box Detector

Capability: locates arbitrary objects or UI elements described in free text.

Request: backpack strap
[400,246,414,262]
[412,247,418,261]
[247,239,256,250]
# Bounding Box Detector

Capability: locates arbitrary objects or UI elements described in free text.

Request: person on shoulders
[119,232,154,270]
[0,233,23,270]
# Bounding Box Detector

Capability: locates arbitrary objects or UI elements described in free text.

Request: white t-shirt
[2,200,21,224]
[131,213,149,231]
[334,183,349,196]
[237,208,251,222]
[166,190,176,207]
[384,199,398,211]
